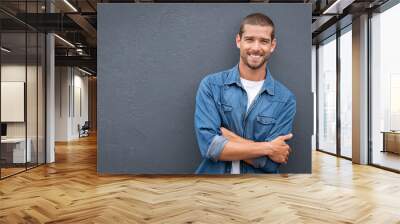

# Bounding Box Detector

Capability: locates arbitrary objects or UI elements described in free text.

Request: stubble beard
[241,52,269,70]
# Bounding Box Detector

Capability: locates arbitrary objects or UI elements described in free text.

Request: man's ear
[270,38,277,53]
[236,34,241,49]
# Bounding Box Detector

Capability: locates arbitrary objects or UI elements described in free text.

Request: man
[194,13,296,174]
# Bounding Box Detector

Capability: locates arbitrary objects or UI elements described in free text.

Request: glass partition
[1,30,28,177]
[38,32,45,165]
[0,1,46,179]
[27,31,38,169]
[317,35,337,154]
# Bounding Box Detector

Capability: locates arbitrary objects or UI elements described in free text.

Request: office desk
[381,131,400,154]
[1,138,32,163]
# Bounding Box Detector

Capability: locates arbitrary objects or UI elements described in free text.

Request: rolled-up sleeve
[194,78,227,162]
[252,94,296,171]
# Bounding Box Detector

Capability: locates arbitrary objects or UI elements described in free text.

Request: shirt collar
[224,64,275,96]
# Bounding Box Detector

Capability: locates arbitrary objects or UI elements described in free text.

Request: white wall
[1,65,26,132]
[55,67,89,141]
[70,71,89,139]
[55,66,69,141]
[1,63,46,164]
[1,64,40,138]
[312,45,316,150]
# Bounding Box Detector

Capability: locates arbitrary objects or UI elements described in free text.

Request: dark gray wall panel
[98,3,312,174]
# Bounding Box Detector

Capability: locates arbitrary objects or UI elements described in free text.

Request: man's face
[236,24,276,70]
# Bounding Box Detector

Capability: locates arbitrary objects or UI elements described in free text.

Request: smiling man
[194,13,296,174]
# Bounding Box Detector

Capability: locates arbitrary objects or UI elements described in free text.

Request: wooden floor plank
[0,134,400,223]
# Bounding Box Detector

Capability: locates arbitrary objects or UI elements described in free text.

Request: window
[370,2,400,171]
[339,28,352,158]
[317,35,337,154]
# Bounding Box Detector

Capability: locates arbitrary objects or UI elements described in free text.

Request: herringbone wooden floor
[1,134,400,224]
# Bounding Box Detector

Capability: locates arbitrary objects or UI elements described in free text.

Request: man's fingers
[280,133,293,141]
[220,127,231,136]
[220,128,227,136]
[283,154,289,163]
[221,127,234,135]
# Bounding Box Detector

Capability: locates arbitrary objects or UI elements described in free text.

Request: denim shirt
[194,64,296,174]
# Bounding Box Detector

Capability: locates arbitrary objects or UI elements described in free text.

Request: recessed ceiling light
[322,0,354,15]
[1,47,11,53]
[63,0,78,12]
[78,67,93,76]
[54,34,75,48]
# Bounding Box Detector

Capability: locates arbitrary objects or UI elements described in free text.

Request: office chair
[79,121,90,138]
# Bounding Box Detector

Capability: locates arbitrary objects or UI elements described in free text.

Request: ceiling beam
[55,55,96,70]
[67,13,97,47]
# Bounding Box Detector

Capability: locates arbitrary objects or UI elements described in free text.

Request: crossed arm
[218,127,292,166]
[195,78,296,170]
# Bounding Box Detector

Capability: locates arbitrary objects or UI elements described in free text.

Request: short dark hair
[238,13,275,40]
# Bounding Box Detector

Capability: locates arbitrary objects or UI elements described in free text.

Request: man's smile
[248,53,263,60]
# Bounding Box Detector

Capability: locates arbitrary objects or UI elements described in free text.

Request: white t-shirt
[231,78,265,174]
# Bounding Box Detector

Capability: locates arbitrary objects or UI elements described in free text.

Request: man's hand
[221,127,293,164]
[220,127,251,143]
[220,127,256,166]
[267,134,293,163]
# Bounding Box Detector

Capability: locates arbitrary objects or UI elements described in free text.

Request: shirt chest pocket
[254,115,276,141]
[222,104,233,112]
[220,103,234,128]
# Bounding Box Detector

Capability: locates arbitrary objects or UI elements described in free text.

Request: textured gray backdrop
[98,3,312,174]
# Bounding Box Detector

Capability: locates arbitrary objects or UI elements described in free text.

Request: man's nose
[250,41,262,51]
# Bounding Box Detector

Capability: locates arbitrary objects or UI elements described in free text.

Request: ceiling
[0,0,392,75]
